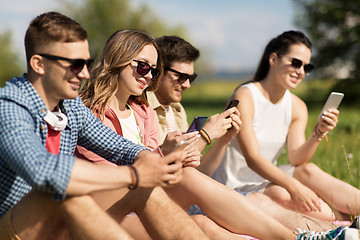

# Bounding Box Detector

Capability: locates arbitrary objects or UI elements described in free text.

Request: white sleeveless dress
[212,83,294,193]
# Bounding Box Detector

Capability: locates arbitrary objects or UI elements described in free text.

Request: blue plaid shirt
[0,74,147,217]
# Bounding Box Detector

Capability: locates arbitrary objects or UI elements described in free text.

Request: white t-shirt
[119,106,143,146]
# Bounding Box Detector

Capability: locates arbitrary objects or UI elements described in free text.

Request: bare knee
[12,191,68,239]
[181,167,198,182]
[264,186,293,208]
[294,162,320,181]
[246,192,274,209]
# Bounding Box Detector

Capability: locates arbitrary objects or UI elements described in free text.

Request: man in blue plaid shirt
[0,12,208,240]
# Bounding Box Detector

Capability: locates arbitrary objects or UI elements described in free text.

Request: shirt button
[41,125,46,130]
[41,108,46,114]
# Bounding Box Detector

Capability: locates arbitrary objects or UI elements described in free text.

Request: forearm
[288,130,322,166]
[197,139,231,176]
[248,156,297,191]
[66,158,132,196]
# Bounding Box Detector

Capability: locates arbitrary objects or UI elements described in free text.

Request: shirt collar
[146,91,182,112]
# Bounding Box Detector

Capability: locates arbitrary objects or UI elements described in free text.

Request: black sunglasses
[38,54,94,74]
[165,66,197,84]
[132,60,160,81]
[278,54,314,74]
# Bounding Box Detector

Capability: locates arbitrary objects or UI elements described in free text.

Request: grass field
[181,79,360,189]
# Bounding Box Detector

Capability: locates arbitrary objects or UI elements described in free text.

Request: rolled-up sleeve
[0,100,75,199]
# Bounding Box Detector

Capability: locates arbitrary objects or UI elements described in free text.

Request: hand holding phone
[169,140,192,165]
[319,92,344,118]
[173,140,191,152]
[186,116,208,133]
[225,99,239,118]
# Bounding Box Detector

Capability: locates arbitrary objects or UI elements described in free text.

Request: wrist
[128,165,139,190]
[313,124,327,142]
[199,129,211,145]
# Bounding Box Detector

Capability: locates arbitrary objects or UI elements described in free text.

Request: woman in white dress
[212,30,360,222]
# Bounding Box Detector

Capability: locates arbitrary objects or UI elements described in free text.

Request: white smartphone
[169,140,191,165]
[173,140,191,152]
[320,92,344,116]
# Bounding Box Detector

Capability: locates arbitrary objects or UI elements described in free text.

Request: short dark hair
[155,36,199,68]
[25,11,88,62]
[253,30,312,82]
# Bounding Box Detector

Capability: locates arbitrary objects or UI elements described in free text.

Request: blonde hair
[80,30,163,119]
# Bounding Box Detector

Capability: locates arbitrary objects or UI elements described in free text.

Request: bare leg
[92,186,208,240]
[294,163,360,218]
[264,183,339,221]
[165,167,296,240]
[121,215,151,240]
[192,215,248,240]
[12,191,133,240]
[246,192,344,231]
[121,214,248,240]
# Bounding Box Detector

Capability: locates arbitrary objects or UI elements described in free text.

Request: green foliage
[183,79,360,188]
[0,30,23,87]
[294,0,360,104]
[294,0,360,77]
[59,0,187,61]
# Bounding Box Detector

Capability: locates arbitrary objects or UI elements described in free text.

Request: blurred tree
[294,0,360,104]
[0,30,23,87]
[59,0,187,61]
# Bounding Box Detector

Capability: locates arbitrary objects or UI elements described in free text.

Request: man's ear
[269,52,278,67]
[29,54,45,75]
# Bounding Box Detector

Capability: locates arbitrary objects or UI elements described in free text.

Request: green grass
[182,79,360,189]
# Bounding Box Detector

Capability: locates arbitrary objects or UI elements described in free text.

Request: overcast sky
[0,0,299,72]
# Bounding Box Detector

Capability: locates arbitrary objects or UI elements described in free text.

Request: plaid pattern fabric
[0,75,146,217]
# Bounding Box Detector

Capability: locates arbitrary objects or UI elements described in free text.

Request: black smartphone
[225,100,239,118]
[186,116,208,133]
[225,99,239,110]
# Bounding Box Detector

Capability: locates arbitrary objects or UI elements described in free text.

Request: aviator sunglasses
[165,66,197,84]
[38,54,94,74]
[132,60,160,81]
[278,54,314,74]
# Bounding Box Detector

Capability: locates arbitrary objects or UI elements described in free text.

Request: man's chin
[172,96,182,103]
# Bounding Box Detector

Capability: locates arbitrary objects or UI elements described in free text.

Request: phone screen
[186,116,208,133]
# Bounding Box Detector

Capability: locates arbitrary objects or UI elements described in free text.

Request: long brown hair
[80,29,163,119]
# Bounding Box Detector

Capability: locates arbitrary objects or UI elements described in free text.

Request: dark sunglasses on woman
[38,54,94,74]
[132,60,160,81]
[165,66,197,84]
[278,54,314,74]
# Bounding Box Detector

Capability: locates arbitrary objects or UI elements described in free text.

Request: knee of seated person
[182,167,197,179]
[295,162,319,179]
[265,187,292,205]
[246,192,270,204]
[60,195,97,216]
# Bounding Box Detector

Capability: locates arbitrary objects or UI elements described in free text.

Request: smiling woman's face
[118,44,158,97]
[271,43,312,90]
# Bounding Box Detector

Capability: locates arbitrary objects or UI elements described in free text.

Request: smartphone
[169,140,192,164]
[225,99,239,118]
[320,92,344,115]
[225,99,239,110]
[186,116,208,133]
[173,140,191,152]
